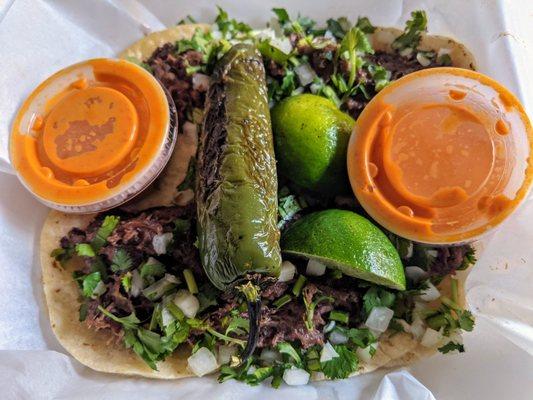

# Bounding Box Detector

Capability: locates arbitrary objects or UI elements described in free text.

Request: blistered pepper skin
[196,44,281,290]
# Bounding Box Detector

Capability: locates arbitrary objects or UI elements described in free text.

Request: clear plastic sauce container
[10,58,177,213]
[348,67,533,244]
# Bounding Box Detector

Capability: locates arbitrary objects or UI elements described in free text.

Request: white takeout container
[0,1,532,399]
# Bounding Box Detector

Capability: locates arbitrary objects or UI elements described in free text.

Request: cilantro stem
[451,278,458,303]
[273,294,292,308]
[440,295,461,311]
[329,310,349,324]
[292,275,307,296]
[183,269,198,294]
[206,326,246,348]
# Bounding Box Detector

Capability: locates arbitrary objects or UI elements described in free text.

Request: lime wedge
[281,209,405,290]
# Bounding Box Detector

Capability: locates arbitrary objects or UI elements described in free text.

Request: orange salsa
[348,68,533,244]
[10,59,174,211]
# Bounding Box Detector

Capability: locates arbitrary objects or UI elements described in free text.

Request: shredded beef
[430,245,470,277]
[367,51,440,81]
[85,300,123,342]
[309,43,338,80]
[257,302,328,349]
[60,227,86,249]
[146,44,206,128]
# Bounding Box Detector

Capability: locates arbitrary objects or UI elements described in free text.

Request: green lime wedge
[281,209,405,290]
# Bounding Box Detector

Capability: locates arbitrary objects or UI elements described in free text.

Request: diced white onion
[192,73,210,92]
[283,367,310,386]
[356,342,378,363]
[320,341,339,362]
[418,281,441,302]
[306,259,326,276]
[329,330,348,345]
[413,301,429,320]
[130,269,143,297]
[405,266,429,283]
[421,328,443,348]
[292,87,305,95]
[161,307,175,327]
[410,317,426,339]
[270,36,292,55]
[399,47,413,57]
[427,249,439,258]
[437,48,452,58]
[404,242,414,259]
[278,261,296,282]
[310,82,321,94]
[295,63,317,86]
[173,289,200,318]
[416,52,432,67]
[365,307,394,333]
[260,348,282,365]
[247,365,257,374]
[92,281,107,298]
[217,345,237,365]
[187,347,219,377]
[152,232,173,255]
[323,320,336,333]
[324,30,334,39]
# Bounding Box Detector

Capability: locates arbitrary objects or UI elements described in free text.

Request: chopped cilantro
[91,215,120,251]
[121,272,132,293]
[321,344,358,379]
[110,248,133,272]
[355,16,376,34]
[362,286,396,316]
[225,316,249,336]
[392,10,428,51]
[438,341,465,354]
[81,271,105,298]
[277,342,302,365]
[98,306,140,329]
[75,243,95,257]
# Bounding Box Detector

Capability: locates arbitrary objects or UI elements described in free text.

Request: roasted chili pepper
[196,44,281,361]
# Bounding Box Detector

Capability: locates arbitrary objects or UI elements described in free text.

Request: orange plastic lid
[348,67,533,244]
[10,58,177,212]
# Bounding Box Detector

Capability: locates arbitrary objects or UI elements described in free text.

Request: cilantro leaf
[334,327,376,348]
[142,274,180,301]
[321,344,358,379]
[91,215,120,251]
[392,10,427,51]
[98,306,140,329]
[362,286,396,316]
[140,258,166,284]
[75,243,95,257]
[326,17,352,39]
[121,272,132,293]
[257,40,292,64]
[110,249,133,272]
[457,310,475,332]
[272,8,290,25]
[356,16,376,34]
[438,341,465,354]
[225,316,249,336]
[51,247,74,268]
[81,271,105,298]
[277,342,302,365]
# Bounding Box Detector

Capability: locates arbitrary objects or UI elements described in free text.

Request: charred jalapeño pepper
[196,44,281,361]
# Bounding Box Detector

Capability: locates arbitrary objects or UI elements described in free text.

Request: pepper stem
[236,281,261,364]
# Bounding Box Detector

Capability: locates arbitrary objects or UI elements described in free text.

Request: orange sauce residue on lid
[348,67,533,244]
[10,59,172,208]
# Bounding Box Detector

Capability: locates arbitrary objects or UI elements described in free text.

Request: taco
[41,9,477,384]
